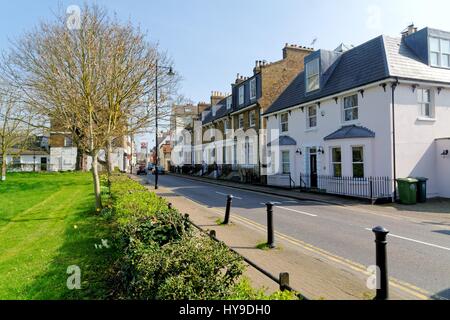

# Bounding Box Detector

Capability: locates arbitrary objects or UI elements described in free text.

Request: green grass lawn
[0,172,116,300]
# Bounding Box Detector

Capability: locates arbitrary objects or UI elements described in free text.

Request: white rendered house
[264,26,450,199]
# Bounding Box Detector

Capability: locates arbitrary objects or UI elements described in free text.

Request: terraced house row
[172,25,450,201]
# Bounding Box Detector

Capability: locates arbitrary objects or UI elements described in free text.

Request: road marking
[259,203,318,217]
[139,178,433,300]
[229,214,430,300]
[284,200,299,204]
[215,191,242,200]
[364,228,450,252]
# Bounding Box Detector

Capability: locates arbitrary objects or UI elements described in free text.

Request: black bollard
[372,226,390,300]
[223,195,233,224]
[266,202,275,248]
[279,272,290,291]
[209,230,217,239]
[168,203,173,210]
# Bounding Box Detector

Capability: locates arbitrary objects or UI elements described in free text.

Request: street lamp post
[154,59,174,190]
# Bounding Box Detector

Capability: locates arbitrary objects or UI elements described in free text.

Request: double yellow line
[223,211,433,300]
[164,186,434,300]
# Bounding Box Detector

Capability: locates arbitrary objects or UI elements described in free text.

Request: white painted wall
[394,84,450,197]
[49,147,77,172]
[3,154,49,172]
[86,148,128,172]
[266,82,450,198]
[266,85,393,187]
[436,139,450,198]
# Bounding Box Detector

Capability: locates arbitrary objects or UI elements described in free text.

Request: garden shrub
[106,174,300,301]
[229,278,300,300]
[116,234,245,300]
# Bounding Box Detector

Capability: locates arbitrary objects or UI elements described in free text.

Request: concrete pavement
[135,174,450,300]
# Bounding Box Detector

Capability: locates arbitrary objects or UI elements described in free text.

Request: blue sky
[1,0,449,148]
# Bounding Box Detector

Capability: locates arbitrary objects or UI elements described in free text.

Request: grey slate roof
[324,125,375,141]
[267,135,297,147]
[202,96,231,125]
[265,33,450,116]
[384,35,450,83]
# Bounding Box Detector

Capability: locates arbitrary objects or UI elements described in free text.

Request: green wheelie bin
[415,177,428,203]
[396,178,418,205]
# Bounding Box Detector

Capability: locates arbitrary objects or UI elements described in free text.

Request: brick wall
[258,46,313,114]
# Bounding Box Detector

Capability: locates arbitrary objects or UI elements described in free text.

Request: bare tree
[2,4,178,209]
[0,86,36,181]
[101,20,178,176]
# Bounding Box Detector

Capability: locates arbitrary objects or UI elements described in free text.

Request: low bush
[116,234,245,300]
[106,174,299,301]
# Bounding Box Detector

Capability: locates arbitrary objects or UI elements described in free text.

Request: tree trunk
[1,154,6,182]
[91,151,102,211]
[105,137,113,174]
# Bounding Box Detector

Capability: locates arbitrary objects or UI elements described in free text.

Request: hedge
[105,174,298,300]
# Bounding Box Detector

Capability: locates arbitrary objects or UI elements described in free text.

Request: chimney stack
[402,23,418,37]
[211,91,226,106]
[283,43,314,59]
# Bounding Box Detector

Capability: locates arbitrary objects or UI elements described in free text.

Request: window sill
[305,127,318,133]
[341,120,360,126]
[416,117,436,122]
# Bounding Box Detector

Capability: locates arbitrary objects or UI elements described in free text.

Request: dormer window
[226,96,232,110]
[250,78,257,100]
[239,86,244,105]
[306,58,320,92]
[430,37,450,68]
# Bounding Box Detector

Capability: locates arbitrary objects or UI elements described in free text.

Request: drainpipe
[391,78,399,202]
[257,105,262,183]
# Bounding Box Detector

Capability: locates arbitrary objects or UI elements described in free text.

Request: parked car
[152,166,166,175]
[136,164,147,175]
[148,163,155,171]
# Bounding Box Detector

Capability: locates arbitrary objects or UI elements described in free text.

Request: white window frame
[250,78,257,100]
[239,86,245,105]
[307,105,318,129]
[226,96,232,110]
[417,88,434,118]
[352,146,365,178]
[238,114,244,129]
[306,58,320,92]
[430,37,450,68]
[331,147,342,178]
[281,151,290,174]
[342,94,359,123]
[249,110,256,127]
[280,113,289,133]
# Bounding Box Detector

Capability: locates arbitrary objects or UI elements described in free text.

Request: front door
[40,157,48,171]
[310,153,318,188]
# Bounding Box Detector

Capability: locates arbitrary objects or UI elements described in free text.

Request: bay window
[352,146,364,178]
[282,151,290,174]
[331,147,342,177]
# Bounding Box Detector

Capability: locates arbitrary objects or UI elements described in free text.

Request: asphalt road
[144,173,450,299]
